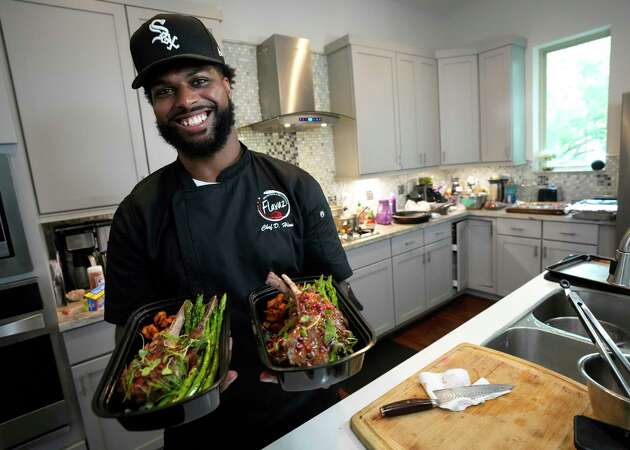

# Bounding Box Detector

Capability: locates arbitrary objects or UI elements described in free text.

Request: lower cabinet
[392,247,427,325]
[467,219,496,293]
[542,240,598,268]
[425,239,454,308]
[497,235,542,296]
[348,258,396,337]
[71,353,163,450]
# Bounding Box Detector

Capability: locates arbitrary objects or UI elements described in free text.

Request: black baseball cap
[130,14,225,89]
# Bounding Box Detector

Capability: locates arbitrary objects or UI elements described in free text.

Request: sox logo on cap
[149,19,180,51]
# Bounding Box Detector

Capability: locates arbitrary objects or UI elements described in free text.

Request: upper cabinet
[0,0,148,214]
[125,6,223,173]
[0,60,17,144]
[326,36,439,177]
[437,54,480,165]
[479,44,526,164]
[396,53,441,169]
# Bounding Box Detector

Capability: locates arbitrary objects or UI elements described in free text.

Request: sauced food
[263,273,357,367]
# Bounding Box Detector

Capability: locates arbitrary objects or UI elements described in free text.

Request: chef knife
[379,384,514,417]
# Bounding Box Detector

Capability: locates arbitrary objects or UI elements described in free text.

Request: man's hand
[259,371,278,384]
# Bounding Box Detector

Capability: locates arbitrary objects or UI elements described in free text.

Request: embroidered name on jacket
[257,190,294,231]
[149,19,180,50]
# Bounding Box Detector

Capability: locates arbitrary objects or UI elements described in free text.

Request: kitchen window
[539,29,611,171]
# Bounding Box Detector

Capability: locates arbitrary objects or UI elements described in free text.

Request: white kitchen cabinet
[425,239,454,308]
[392,247,427,325]
[71,353,163,450]
[0,0,148,213]
[125,6,223,173]
[497,235,542,296]
[467,219,496,293]
[542,240,598,268]
[437,54,480,165]
[0,56,17,144]
[327,43,399,176]
[348,259,395,337]
[396,53,440,169]
[479,44,525,164]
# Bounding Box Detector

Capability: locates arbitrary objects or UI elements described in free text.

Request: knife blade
[379,384,514,417]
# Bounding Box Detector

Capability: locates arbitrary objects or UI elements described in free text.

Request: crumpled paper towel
[418,368,511,412]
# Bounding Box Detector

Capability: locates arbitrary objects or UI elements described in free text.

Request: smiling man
[105,13,352,450]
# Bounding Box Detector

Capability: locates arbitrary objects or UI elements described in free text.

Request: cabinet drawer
[391,229,424,256]
[543,221,598,245]
[497,218,541,238]
[346,239,392,270]
[63,321,115,365]
[424,222,450,244]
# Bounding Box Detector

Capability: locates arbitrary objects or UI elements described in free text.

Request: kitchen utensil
[379,384,514,417]
[391,211,431,224]
[578,353,630,430]
[351,343,591,450]
[488,177,509,202]
[460,193,487,210]
[92,296,231,430]
[562,278,630,398]
[544,254,630,296]
[248,276,375,391]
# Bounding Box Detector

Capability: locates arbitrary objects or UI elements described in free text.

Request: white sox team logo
[149,19,180,51]
[257,190,291,222]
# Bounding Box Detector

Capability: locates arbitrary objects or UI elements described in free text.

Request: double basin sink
[483,287,630,382]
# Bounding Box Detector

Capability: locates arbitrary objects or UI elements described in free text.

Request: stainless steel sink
[484,327,594,382]
[483,287,630,382]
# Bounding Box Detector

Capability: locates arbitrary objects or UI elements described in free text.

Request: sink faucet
[608,228,630,288]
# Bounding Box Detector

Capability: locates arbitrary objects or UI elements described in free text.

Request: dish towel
[418,368,511,411]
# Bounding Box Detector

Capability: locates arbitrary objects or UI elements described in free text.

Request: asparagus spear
[202,293,227,390]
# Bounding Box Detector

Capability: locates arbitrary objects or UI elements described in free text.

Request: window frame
[538,28,611,172]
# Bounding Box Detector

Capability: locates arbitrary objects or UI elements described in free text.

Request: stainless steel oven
[0,154,32,278]
[0,278,70,449]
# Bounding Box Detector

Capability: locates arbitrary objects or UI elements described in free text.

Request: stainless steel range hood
[239,34,352,132]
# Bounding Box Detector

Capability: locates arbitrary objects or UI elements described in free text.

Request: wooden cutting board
[351,343,593,450]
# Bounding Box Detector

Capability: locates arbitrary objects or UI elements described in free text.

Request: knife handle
[379,398,437,417]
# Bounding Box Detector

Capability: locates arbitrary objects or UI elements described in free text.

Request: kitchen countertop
[341,206,616,251]
[265,272,562,450]
[57,306,104,332]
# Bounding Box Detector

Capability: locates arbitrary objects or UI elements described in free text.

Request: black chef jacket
[105,142,352,449]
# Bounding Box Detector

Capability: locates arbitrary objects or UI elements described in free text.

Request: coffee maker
[488,176,509,202]
[54,220,110,291]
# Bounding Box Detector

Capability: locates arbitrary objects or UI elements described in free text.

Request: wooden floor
[388,294,494,351]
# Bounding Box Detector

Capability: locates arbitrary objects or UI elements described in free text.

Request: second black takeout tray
[248,276,376,391]
[92,296,230,431]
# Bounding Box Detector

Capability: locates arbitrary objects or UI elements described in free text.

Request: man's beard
[157,98,235,160]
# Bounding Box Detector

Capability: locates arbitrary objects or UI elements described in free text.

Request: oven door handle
[0,313,46,339]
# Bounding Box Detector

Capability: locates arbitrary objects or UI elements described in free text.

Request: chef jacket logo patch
[257,190,291,222]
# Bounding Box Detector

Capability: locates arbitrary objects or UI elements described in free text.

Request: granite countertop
[57,305,105,332]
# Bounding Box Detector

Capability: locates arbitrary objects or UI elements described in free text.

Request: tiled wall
[224,41,619,212]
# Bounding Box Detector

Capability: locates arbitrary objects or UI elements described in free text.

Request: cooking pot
[578,352,630,429]
[392,211,431,224]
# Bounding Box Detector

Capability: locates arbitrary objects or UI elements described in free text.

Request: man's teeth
[179,112,208,127]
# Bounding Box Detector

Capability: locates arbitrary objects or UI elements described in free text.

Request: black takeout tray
[544,254,630,296]
[248,276,375,391]
[92,296,230,431]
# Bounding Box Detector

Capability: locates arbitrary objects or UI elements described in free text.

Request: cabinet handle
[422,253,426,264]
[560,232,576,236]
[543,246,548,258]
[510,227,525,231]
[428,251,432,263]
[404,241,415,247]
[534,246,538,258]
[434,231,444,236]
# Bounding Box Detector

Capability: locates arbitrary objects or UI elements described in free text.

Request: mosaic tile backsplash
[224,40,619,212]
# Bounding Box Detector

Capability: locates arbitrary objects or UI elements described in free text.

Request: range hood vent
[239,34,353,132]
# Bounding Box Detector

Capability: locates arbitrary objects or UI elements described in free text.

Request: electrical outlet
[397,184,405,195]
[366,190,374,200]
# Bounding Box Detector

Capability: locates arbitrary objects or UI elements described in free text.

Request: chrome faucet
[608,228,630,288]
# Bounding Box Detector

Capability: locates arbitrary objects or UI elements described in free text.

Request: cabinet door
[467,219,496,293]
[497,235,542,296]
[392,247,426,325]
[1,0,148,213]
[348,259,395,337]
[438,55,480,165]
[542,240,597,268]
[425,239,454,308]
[479,46,511,162]
[0,56,16,144]
[71,354,163,450]
[126,6,223,173]
[352,46,399,174]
